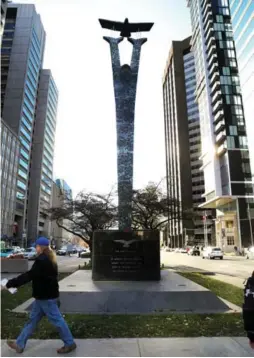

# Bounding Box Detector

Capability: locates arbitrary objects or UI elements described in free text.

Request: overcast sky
[18,0,191,196]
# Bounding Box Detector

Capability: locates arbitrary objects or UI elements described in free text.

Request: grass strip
[1,272,245,339]
[179,272,243,307]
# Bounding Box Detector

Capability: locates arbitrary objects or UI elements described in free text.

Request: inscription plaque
[92,230,160,281]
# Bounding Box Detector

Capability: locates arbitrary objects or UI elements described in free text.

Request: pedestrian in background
[5,237,76,354]
[243,271,254,349]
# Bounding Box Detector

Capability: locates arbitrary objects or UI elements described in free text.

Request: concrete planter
[1,258,29,273]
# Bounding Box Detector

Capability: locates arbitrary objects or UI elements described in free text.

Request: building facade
[1,4,58,245]
[1,0,7,35]
[163,37,214,247]
[27,70,58,241]
[55,179,72,200]
[51,179,73,249]
[229,0,254,180]
[187,0,254,250]
[1,120,19,240]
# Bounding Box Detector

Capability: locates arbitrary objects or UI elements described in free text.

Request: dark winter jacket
[243,275,254,343]
[6,253,59,300]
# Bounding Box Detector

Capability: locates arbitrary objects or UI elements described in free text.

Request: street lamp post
[247,203,254,246]
[203,211,208,247]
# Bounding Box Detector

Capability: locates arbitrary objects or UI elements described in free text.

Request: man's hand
[250,341,254,349]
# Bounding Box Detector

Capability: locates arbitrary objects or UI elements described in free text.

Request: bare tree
[49,190,117,250]
[132,181,196,230]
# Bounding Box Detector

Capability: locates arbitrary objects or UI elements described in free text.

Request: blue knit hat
[36,237,49,246]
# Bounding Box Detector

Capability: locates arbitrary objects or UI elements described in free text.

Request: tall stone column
[104,36,147,230]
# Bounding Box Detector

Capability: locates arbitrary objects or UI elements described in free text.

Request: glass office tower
[1,4,46,241]
[229,0,254,180]
[27,70,58,241]
[186,0,253,250]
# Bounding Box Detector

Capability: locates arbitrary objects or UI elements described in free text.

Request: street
[28,254,87,273]
[161,251,254,284]
[26,251,254,285]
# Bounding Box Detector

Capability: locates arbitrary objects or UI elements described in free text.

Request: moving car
[23,247,37,260]
[202,247,223,260]
[188,246,200,256]
[246,246,254,260]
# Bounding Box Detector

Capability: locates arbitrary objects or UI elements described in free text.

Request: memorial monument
[99,18,153,230]
[92,18,160,281]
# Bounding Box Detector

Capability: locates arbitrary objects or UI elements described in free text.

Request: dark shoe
[7,340,24,354]
[57,343,77,354]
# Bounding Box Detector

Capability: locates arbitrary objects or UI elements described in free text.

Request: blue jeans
[16,299,75,350]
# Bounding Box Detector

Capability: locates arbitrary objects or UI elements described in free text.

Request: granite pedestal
[21,270,238,314]
[92,230,160,281]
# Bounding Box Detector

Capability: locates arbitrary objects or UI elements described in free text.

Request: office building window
[227,236,235,245]
[17,180,26,191]
[229,126,237,135]
[16,191,25,200]
[239,136,248,149]
[227,136,235,149]
[18,169,27,180]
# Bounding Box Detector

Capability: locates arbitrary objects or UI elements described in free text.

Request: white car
[202,247,223,260]
[23,247,37,260]
[246,246,254,260]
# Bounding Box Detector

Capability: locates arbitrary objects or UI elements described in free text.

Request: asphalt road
[161,251,254,280]
[28,254,88,273]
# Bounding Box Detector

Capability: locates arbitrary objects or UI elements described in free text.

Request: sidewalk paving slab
[1,337,253,357]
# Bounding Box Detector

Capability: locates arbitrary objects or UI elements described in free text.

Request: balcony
[210,71,220,86]
[208,53,218,69]
[205,26,215,40]
[216,130,226,145]
[214,119,225,134]
[213,100,223,115]
[214,109,224,123]
[211,90,222,105]
[202,1,212,16]
[203,7,212,27]
[210,80,220,95]
[206,35,216,50]
[217,143,227,156]
[207,43,217,60]
[209,62,219,76]
[204,19,213,36]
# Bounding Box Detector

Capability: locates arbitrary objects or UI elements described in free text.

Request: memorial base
[92,230,160,281]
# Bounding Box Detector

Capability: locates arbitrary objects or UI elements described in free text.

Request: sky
[19,0,191,196]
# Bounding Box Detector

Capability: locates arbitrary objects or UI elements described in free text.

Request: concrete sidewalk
[1,337,253,357]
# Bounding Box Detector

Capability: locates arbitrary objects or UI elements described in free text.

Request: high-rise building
[1,120,19,241]
[27,70,58,241]
[186,0,254,250]
[55,179,72,200]
[163,37,214,248]
[229,0,254,180]
[1,4,58,243]
[51,179,73,248]
[1,0,7,35]
[1,4,46,241]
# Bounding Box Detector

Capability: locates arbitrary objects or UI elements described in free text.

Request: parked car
[80,249,91,258]
[0,248,14,258]
[56,247,67,256]
[180,248,187,253]
[188,246,200,256]
[164,247,172,252]
[23,247,37,260]
[246,246,254,260]
[202,247,223,260]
